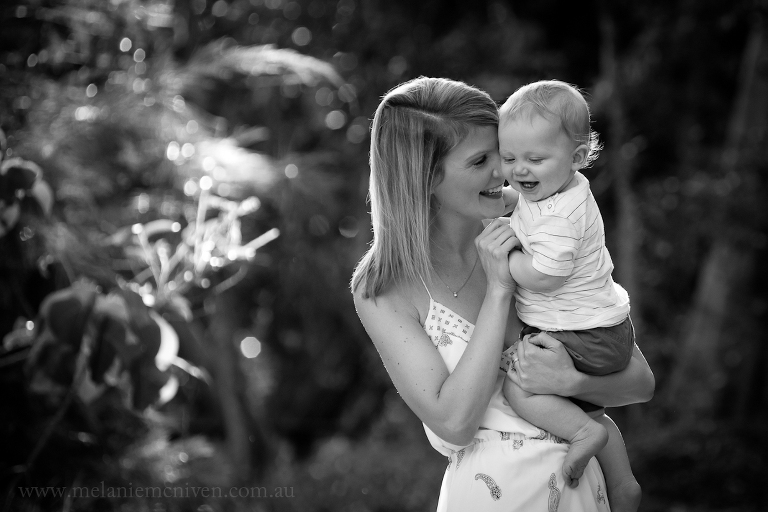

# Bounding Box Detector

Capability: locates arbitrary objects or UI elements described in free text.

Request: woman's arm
[354,220,518,446]
[508,333,655,407]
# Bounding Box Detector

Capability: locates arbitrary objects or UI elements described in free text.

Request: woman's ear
[571,144,589,171]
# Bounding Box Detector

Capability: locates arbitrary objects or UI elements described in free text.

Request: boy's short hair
[499,80,601,166]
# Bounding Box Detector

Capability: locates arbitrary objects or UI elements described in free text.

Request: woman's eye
[473,156,487,167]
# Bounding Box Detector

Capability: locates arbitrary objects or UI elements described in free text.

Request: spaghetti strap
[419,277,433,301]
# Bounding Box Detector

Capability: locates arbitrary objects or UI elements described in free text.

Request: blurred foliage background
[1,0,767,511]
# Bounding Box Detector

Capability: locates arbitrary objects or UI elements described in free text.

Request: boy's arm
[502,186,519,215]
[508,251,567,292]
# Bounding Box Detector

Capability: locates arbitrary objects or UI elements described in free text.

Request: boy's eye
[503,157,515,164]
[529,158,543,163]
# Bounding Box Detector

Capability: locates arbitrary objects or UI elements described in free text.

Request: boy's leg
[594,414,642,512]
[502,377,608,487]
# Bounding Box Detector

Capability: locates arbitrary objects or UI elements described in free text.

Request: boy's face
[498,113,583,202]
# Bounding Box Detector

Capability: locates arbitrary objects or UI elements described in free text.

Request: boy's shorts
[519,315,635,412]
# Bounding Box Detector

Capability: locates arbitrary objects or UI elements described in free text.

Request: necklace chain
[435,255,479,298]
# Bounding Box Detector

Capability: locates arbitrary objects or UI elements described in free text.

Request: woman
[351,77,654,511]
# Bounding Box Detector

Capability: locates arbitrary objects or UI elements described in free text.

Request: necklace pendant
[453,292,458,298]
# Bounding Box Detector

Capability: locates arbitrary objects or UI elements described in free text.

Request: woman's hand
[475,218,520,293]
[508,332,578,396]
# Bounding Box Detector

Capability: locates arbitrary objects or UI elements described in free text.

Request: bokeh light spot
[181,143,195,158]
[346,118,368,144]
[338,83,356,103]
[212,0,228,16]
[315,87,334,106]
[388,55,407,76]
[284,1,301,19]
[240,336,262,358]
[166,141,180,161]
[120,38,132,52]
[284,164,298,179]
[202,156,216,171]
[325,110,347,130]
[339,216,359,238]
[292,27,312,46]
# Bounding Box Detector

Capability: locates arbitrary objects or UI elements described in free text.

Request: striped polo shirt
[509,171,629,331]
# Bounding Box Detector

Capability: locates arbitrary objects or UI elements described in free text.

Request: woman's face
[432,125,505,221]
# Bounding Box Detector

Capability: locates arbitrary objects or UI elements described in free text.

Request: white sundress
[421,284,611,512]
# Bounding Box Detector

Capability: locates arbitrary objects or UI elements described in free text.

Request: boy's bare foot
[563,420,608,487]
[608,479,642,512]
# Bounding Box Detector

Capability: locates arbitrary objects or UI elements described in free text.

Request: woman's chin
[479,195,505,218]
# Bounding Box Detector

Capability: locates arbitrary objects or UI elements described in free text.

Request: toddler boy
[499,80,641,512]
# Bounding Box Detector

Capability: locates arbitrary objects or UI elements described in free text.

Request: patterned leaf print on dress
[500,431,511,441]
[455,448,465,469]
[548,473,561,512]
[597,484,606,504]
[513,439,523,450]
[474,473,501,501]
[437,332,452,347]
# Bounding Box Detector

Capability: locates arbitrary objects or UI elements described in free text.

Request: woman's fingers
[477,220,515,249]
[498,235,520,254]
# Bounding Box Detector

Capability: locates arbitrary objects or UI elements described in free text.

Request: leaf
[130,362,170,410]
[196,138,278,188]
[89,313,121,383]
[0,158,42,204]
[186,40,344,88]
[30,179,54,215]
[150,311,179,372]
[140,219,181,240]
[36,286,98,350]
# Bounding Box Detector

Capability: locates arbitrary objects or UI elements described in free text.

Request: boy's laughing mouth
[517,181,539,192]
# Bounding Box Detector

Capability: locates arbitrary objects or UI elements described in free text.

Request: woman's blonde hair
[351,77,498,299]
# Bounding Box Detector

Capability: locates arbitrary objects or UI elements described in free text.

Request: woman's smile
[480,184,504,198]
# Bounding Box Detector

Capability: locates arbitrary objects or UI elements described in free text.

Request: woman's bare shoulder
[353,280,423,326]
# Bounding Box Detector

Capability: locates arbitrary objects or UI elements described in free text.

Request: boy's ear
[571,144,589,170]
